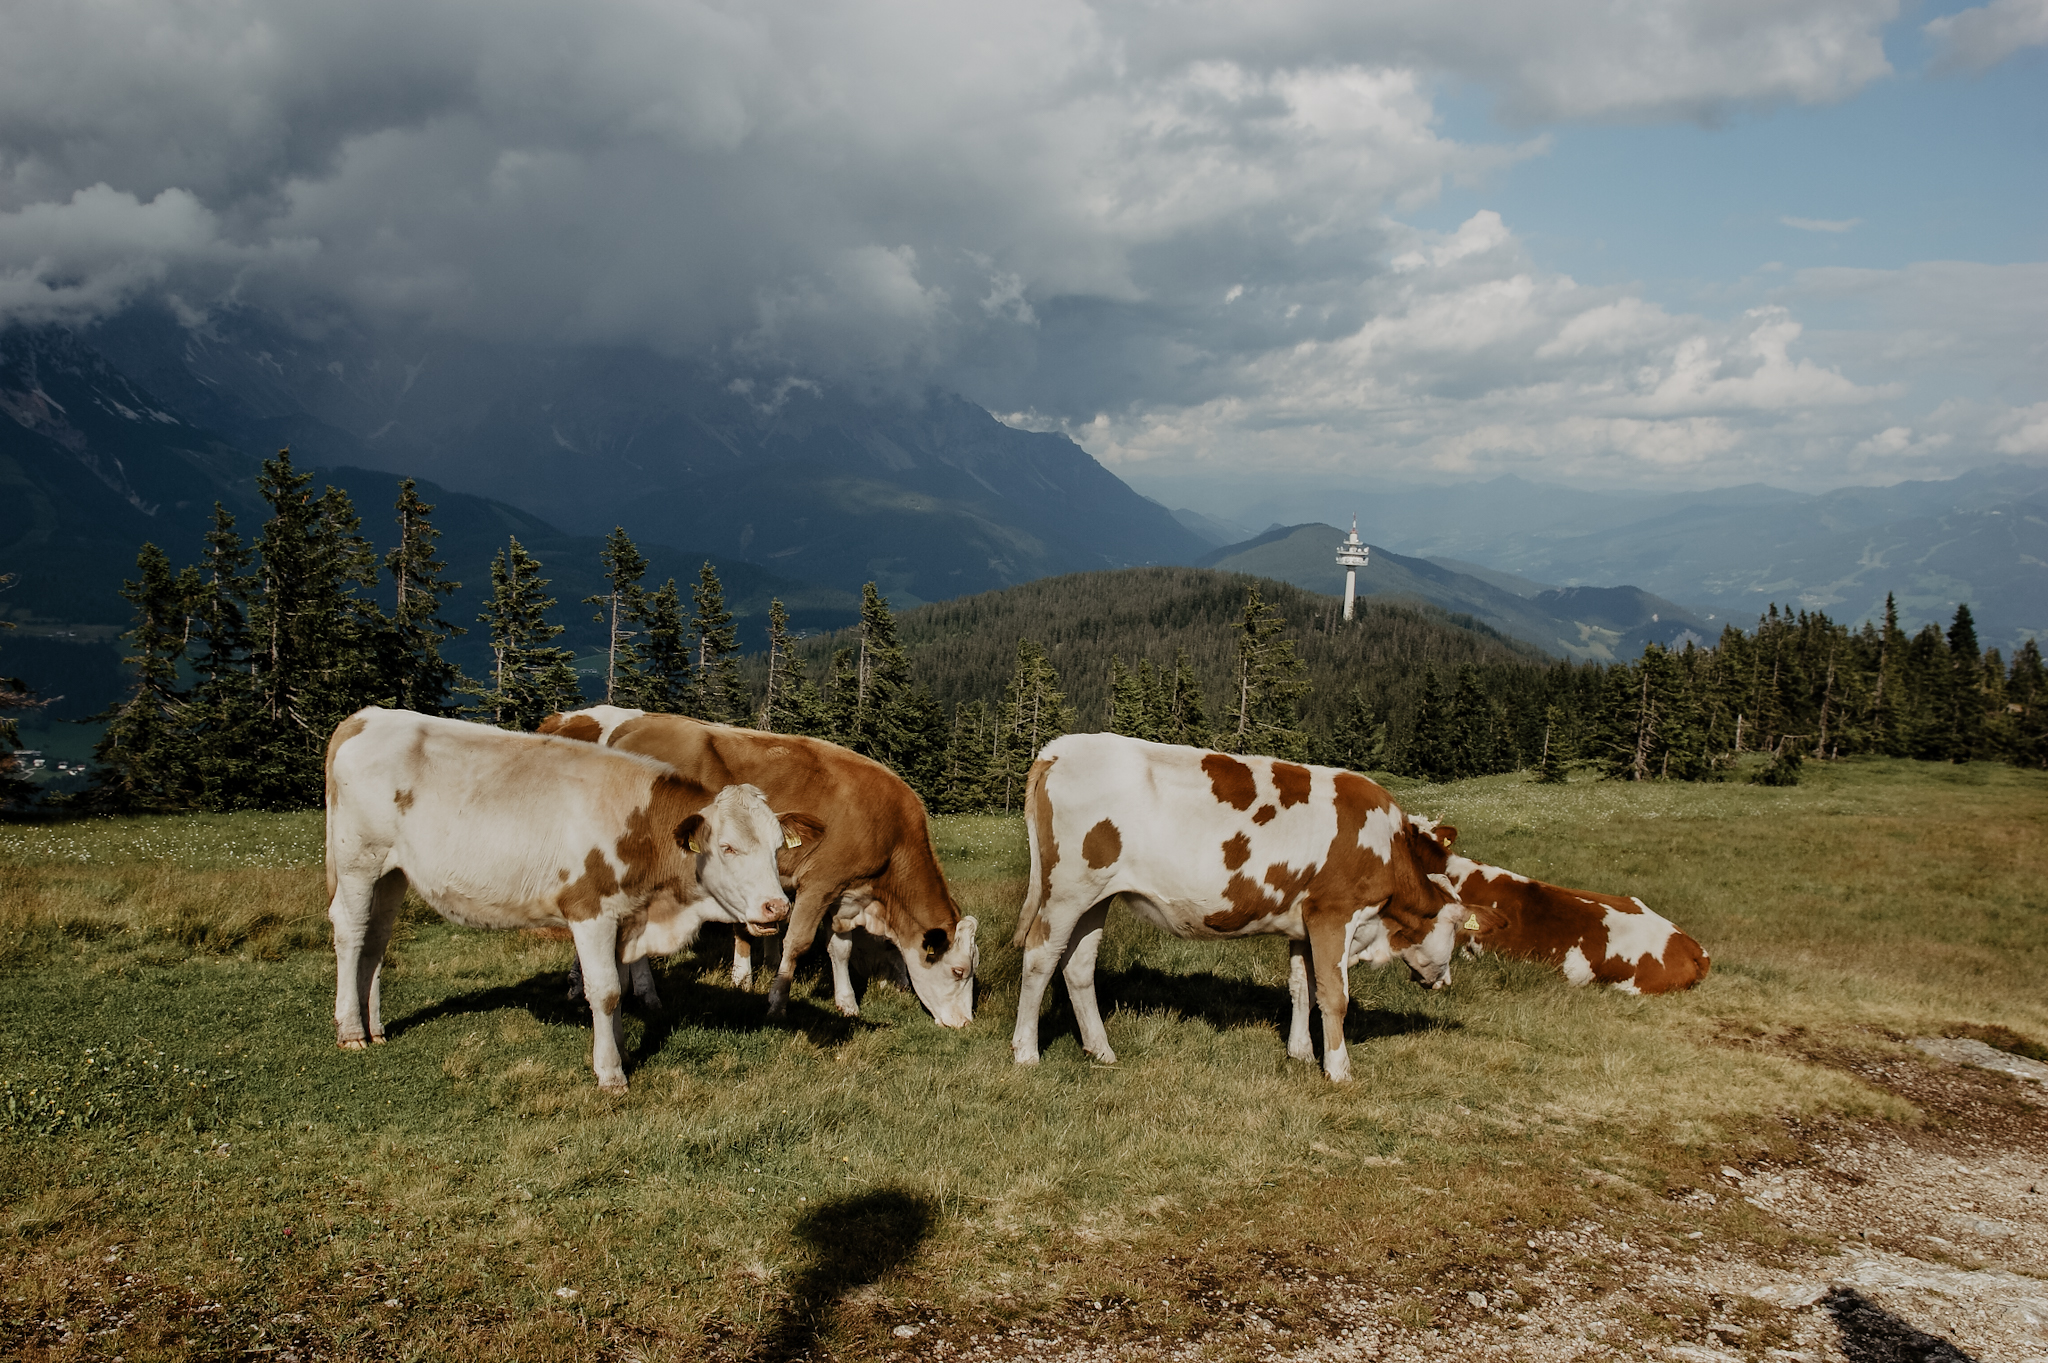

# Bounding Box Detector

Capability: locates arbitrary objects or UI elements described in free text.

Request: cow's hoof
[834,1000,861,1019]
[1286,1046,1315,1063]
[338,1038,368,1051]
[1086,1048,1118,1066]
[1012,1045,1040,1066]
[369,1035,386,1045]
[598,1079,628,1094]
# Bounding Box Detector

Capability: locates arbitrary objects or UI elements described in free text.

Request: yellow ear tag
[783,831,802,850]
[1464,914,1481,931]
[688,836,707,854]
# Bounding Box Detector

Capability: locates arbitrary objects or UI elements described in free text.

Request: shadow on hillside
[739,1185,937,1362]
[1824,1286,1980,1362]
[1050,961,1458,1056]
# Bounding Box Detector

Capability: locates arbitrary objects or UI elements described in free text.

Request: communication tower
[1335,517,1368,621]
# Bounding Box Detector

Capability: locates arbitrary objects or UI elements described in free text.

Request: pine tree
[692,562,749,725]
[1225,583,1310,759]
[584,527,649,708]
[1164,646,1212,748]
[2007,639,2047,769]
[1401,669,1454,780]
[758,598,828,734]
[1446,664,1499,779]
[1869,593,1905,755]
[991,639,1076,812]
[1319,685,1386,772]
[1107,655,1150,738]
[91,544,196,811]
[1134,657,1170,741]
[385,479,465,715]
[187,505,260,808]
[844,583,920,766]
[1533,704,1568,783]
[1945,603,1985,762]
[824,647,860,742]
[244,450,391,808]
[936,699,992,813]
[465,537,583,730]
[632,578,696,712]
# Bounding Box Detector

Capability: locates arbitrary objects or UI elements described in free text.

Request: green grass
[2,758,2045,1360]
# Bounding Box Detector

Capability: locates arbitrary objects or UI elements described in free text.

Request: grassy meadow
[2,757,2045,1360]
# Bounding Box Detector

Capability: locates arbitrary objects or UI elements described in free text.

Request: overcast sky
[2,0,2043,503]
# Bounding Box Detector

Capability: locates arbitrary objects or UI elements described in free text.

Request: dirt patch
[868,1040,2048,1363]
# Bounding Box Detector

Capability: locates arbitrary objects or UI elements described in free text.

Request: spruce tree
[633,578,696,713]
[1134,657,1170,741]
[1945,603,1985,761]
[1107,655,1150,738]
[1225,583,1310,759]
[1164,646,1212,748]
[844,583,919,765]
[1401,668,1454,780]
[2007,639,2047,769]
[1320,685,1386,772]
[91,544,196,811]
[936,699,992,813]
[187,505,260,808]
[692,562,749,725]
[465,537,583,730]
[990,639,1076,812]
[385,479,465,715]
[244,450,391,806]
[824,646,860,742]
[758,598,828,734]
[1533,704,1568,783]
[585,527,648,708]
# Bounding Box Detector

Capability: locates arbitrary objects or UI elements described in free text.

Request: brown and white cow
[324,708,813,1090]
[538,708,979,1026]
[1013,732,1498,1081]
[1438,853,1711,994]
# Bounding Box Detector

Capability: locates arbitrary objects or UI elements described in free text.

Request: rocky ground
[915,1038,2048,1363]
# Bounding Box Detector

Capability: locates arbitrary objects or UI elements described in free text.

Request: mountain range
[1157,468,2048,651]
[1195,524,1712,663]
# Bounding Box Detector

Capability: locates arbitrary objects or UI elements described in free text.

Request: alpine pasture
[2,757,2044,1361]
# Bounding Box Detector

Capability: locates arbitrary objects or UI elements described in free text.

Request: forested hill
[779,565,1549,734]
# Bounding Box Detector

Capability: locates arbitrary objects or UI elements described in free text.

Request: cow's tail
[1012,756,1057,950]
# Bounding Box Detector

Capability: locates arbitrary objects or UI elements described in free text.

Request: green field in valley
[1,758,2044,1360]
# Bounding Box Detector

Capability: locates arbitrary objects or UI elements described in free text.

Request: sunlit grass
[1,758,2043,1359]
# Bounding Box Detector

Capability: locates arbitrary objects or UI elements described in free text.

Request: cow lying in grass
[539,707,979,1027]
[1013,733,1498,1081]
[324,708,813,1090]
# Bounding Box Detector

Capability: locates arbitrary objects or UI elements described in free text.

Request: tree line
[4,450,2042,814]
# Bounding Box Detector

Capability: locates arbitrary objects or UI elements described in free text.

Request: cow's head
[1381,816,1494,989]
[894,916,980,1027]
[676,784,816,932]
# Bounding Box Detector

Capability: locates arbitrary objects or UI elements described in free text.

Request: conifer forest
[3,449,2043,816]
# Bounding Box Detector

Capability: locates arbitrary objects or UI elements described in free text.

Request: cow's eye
[721,845,737,856]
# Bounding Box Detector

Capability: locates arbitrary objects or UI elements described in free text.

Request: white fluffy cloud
[0,0,2033,494]
[1925,0,2048,71]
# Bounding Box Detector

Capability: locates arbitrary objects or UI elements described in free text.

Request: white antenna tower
[1335,516,1368,622]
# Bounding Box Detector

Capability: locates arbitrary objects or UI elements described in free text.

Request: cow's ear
[921,927,950,964]
[537,712,567,735]
[675,814,708,854]
[776,812,825,850]
[1433,823,1458,848]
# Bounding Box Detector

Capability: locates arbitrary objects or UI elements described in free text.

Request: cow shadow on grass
[740,1185,937,1363]
[1042,962,1456,1056]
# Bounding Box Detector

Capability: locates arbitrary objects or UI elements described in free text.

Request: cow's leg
[1012,895,1097,1065]
[765,883,840,1019]
[568,917,629,1091]
[1060,900,1115,1064]
[1305,913,1356,1082]
[360,871,406,1043]
[628,956,663,1012]
[730,933,754,989]
[330,869,403,1049]
[1286,937,1319,1063]
[826,929,860,1016]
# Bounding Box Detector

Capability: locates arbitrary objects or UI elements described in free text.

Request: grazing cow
[538,709,979,1026]
[1012,732,1497,1081]
[324,708,813,1090]
[1440,854,1711,994]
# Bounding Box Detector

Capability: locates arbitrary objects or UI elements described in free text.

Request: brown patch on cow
[323,710,372,810]
[1271,761,1311,808]
[558,847,622,922]
[1082,818,1122,869]
[1299,771,1451,953]
[392,788,414,812]
[1200,753,1258,811]
[1454,868,1710,994]
[1629,930,1711,994]
[1204,860,1318,933]
[1220,832,1251,871]
[557,867,569,881]
[1016,757,1061,949]
[1251,803,1278,825]
[541,713,603,744]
